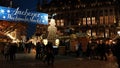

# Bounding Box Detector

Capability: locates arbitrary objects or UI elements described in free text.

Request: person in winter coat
[35,42,42,59]
[44,42,54,66]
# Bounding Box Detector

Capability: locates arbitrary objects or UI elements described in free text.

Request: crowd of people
[74,39,120,68]
[85,40,114,61]
[1,38,120,67]
[35,41,55,66]
[1,41,55,66]
[2,42,17,61]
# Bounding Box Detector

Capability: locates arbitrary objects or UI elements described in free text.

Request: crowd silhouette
[1,38,120,67]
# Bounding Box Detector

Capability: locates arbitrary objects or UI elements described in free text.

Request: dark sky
[12,0,52,11]
[13,0,37,10]
[0,0,51,11]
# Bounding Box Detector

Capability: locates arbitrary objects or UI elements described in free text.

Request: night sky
[8,0,52,11]
[12,0,38,11]
[12,0,52,11]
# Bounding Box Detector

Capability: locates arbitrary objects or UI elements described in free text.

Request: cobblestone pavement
[0,53,118,68]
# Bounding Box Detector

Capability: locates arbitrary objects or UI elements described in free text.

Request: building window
[92,31,96,37]
[105,16,108,24]
[56,20,60,26]
[104,10,108,16]
[109,9,113,15]
[114,16,116,23]
[92,17,96,25]
[109,15,114,24]
[105,29,109,38]
[99,32,104,37]
[60,19,64,26]
[87,30,91,36]
[100,16,103,24]
[83,18,86,25]
[98,28,105,38]
[56,19,64,26]
[87,17,91,25]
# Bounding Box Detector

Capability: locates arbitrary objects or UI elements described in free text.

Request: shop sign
[0,6,48,25]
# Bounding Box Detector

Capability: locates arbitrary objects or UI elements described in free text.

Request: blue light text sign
[0,6,48,25]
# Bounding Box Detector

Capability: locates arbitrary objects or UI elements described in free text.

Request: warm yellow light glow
[61,22,64,26]
[48,18,57,43]
[112,41,116,44]
[83,18,86,25]
[6,33,20,43]
[117,31,120,36]
[78,22,81,26]
[43,39,48,46]
[87,17,91,25]
[50,19,55,25]
[6,33,15,40]
[12,39,20,43]
[55,39,59,46]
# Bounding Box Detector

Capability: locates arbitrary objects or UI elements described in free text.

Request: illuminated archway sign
[0,6,48,25]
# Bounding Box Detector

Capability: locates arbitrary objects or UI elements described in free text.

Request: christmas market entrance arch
[0,6,48,42]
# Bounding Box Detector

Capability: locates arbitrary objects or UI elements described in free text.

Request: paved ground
[0,53,118,68]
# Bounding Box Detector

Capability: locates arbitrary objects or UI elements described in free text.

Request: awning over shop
[0,32,12,42]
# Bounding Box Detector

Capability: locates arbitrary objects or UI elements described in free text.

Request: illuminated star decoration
[1,9,5,13]
[39,13,48,25]
[7,10,10,13]
[0,8,11,19]
[0,9,6,19]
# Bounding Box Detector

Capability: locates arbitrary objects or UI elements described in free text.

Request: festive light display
[0,6,48,25]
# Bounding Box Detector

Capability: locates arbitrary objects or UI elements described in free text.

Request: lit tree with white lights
[47,19,57,45]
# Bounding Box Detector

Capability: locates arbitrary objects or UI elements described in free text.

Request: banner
[0,6,48,25]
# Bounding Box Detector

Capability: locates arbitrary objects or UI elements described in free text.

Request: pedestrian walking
[44,42,54,66]
[35,42,42,59]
